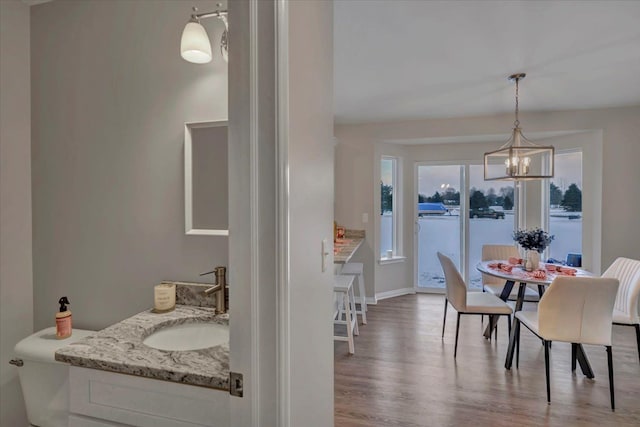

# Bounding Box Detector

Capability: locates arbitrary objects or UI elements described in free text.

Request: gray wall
[0,0,32,425]
[31,0,228,331]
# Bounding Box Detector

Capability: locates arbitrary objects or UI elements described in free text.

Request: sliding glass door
[415,164,464,291]
[415,163,515,291]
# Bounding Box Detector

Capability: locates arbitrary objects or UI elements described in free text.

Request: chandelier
[484,73,554,181]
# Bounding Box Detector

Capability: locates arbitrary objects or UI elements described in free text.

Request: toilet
[13,327,94,427]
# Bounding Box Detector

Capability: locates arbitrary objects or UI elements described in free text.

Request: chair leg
[515,321,520,369]
[544,340,551,404]
[607,346,615,411]
[635,324,640,364]
[442,298,448,338]
[454,313,461,359]
[571,343,577,371]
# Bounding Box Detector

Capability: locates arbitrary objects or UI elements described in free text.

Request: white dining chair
[437,252,513,358]
[512,276,620,410]
[482,244,540,302]
[602,257,640,363]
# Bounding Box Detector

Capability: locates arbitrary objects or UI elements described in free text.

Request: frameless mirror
[184,120,228,236]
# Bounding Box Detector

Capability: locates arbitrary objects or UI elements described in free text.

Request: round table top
[477,260,593,286]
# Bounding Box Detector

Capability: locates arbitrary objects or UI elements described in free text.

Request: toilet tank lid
[14,327,94,363]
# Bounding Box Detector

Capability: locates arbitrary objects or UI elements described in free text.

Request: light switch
[321,239,329,272]
[362,213,369,223]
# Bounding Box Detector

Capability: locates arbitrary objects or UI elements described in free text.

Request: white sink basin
[143,322,228,351]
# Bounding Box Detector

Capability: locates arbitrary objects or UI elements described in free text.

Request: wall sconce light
[180,5,228,64]
[484,73,554,181]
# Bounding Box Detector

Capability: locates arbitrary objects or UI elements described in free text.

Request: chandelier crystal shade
[484,74,554,181]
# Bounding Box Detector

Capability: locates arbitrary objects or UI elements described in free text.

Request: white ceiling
[334,0,640,124]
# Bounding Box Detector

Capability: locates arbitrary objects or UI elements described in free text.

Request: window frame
[379,155,404,263]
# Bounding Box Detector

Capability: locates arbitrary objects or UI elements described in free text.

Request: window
[468,165,515,289]
[380,157,400,259]
[547,151,582,264]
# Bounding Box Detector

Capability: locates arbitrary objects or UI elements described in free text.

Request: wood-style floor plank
[334,294,640,427]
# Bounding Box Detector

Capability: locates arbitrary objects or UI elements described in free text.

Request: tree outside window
[381,182,393,214]
[561,183,582,212]
[550,182,563,207]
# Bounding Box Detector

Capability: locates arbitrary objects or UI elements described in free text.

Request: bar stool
[334,274,359,354]
[340,262,367,324]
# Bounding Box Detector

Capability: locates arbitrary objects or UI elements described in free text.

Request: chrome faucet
[200,266,228,314]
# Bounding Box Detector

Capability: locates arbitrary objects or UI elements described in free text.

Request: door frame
[228,0,279,425]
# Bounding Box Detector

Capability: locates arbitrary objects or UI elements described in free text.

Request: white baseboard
[373,287,416,303]
[337,291,414,307]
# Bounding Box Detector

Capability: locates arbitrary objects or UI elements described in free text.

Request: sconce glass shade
[180,21,212,64]
[484,128,554,181]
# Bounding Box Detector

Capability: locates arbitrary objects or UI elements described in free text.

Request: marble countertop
[334,230,365,264]
[55,305,230,390]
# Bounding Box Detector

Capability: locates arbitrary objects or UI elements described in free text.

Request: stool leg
[348,285,359,336]
[358,273,369,311]
[344,293,354,354]
[357,272,367,323]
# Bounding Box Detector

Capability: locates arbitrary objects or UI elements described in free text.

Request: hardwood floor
[334,294,640,427]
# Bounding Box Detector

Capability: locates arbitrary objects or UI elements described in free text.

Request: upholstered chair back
[538,277,619,346]
[602,257,640,324]
[481,244,520,286]
[437,252,467,312]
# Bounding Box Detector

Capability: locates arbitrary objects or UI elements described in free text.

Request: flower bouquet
[513,228,554,253]
[513,228,554,271]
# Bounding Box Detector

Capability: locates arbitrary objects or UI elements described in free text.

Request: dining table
[476,260,596,377]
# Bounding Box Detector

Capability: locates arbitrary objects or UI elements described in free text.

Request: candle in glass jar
[154,283,176,312]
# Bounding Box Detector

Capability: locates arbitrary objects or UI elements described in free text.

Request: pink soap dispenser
[55,296,72,339]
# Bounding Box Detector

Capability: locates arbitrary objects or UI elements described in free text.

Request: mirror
[184,120,228,236]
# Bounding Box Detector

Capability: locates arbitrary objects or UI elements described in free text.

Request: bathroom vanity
[66,366,229,427]
[55,283,230,427]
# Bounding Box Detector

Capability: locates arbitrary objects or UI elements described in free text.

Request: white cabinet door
[70,367,230,427]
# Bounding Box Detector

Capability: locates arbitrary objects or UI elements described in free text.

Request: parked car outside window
[469,207,505,219]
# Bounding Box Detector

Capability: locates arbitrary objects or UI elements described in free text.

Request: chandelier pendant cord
[496,75,527,150]
[514,76,520,128]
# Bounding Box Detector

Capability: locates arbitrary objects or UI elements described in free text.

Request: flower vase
[526,250,540,271]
